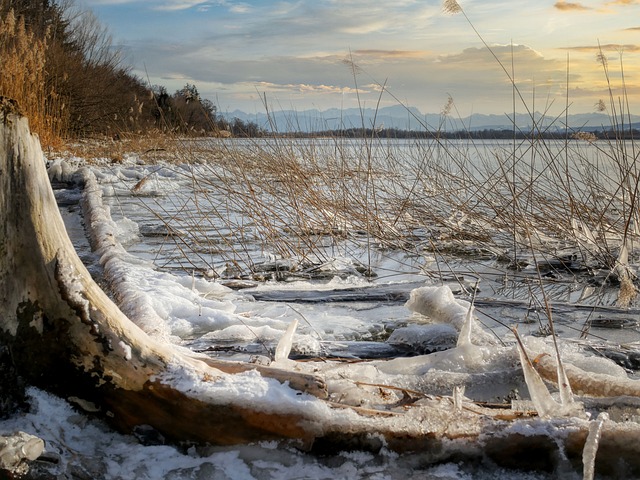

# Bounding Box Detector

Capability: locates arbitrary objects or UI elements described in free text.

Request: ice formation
[405,286,496,345]
[274,319,298,362]
[582,412,608,480]
[513,329,566,418]
[11,157,640,478]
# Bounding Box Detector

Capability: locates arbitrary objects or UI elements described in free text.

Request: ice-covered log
[0,106,327,445]
[534,353,640,397]
[5,106,640,477]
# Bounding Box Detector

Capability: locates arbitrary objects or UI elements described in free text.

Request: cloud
[148,0,251,12]
[83,0,139,4]
[152,0,209,11]
[437,44,552,69]
[564,43,640,52]
[554,1,591,11]
[352,50,430,59]
[132,37,588,115]
[253,81,361,96]
[90,0,640,115]
[228,3,251,14]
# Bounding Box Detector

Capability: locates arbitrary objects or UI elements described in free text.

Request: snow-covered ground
[3,145,640,478]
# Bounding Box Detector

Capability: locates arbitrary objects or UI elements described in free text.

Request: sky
[79,0,640,117]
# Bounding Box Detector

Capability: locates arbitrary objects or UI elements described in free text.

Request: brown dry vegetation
[0,9,65,147]
[0,1,228,149]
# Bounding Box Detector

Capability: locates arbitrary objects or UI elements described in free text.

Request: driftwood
[0,107,326,445]
[3,106,640,476]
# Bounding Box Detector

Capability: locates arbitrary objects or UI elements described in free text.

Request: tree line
[280,127,640,141]
[0,0,263,146]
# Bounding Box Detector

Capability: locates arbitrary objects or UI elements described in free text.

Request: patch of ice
[274,319,298,362]
[386,324,458,353]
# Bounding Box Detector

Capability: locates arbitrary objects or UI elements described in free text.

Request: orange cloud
[607,0,639,5]
[554,1,591,10]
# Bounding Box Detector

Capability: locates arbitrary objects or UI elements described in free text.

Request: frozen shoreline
[3,142,640,478]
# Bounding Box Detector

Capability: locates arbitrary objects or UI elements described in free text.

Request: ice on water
[3,158,637,479]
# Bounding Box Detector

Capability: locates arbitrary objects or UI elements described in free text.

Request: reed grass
[0,10,67,147]
[92,2,639,328]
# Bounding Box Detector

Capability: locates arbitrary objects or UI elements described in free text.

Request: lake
[93,136,640,352]
[23,135,640,478]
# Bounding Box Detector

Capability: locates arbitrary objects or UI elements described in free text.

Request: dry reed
[0,9,67,147]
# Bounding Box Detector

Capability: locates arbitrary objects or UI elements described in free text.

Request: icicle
[556,356,575,408]
[451,292,485,367]
[581,222,597,246]
[274,319,298,362]
[545,292,574,408]
[512,328,562,418]
[551,330,575,408]
[452,385,465,412]
[572,218,596,246]
[456,301,474,348]
[571,218,579,237]
[618,242,629,266]
[583,412,608,480]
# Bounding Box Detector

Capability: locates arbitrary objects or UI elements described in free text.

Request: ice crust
[15,160,640,478]
[0,389,547,480]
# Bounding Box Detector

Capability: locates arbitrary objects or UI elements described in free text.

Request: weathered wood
[4,108,640,477]
[0,109,325,445]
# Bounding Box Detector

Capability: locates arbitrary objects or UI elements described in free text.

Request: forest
[0,0,265,146]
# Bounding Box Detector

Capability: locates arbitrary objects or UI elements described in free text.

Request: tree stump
[0,105,325,445]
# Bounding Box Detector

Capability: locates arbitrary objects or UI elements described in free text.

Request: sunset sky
[81,0,640,117]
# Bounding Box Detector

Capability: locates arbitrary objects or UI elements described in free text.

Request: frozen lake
[4,136,640,479]
[95,137,640,352]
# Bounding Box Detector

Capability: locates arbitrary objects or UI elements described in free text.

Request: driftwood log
[3,105,640,476]
[0,106,328,445]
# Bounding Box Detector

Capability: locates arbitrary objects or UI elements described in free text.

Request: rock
[0,431,44,476]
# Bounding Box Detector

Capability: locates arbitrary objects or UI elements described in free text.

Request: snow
[5,155,640,478]
[155,365,332,420]
[3,388,561,479]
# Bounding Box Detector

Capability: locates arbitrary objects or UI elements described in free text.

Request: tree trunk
[0,104,324,445]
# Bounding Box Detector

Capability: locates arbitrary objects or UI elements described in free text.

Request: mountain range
[222,105,640,133]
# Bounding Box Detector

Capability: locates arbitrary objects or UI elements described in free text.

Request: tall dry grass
[102,1,639,325]
[0,9,67,147]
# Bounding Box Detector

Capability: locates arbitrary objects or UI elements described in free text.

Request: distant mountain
[221,106,640,133]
